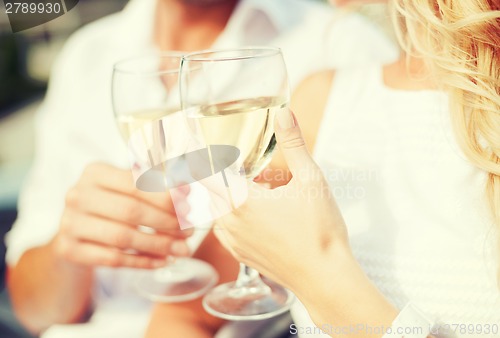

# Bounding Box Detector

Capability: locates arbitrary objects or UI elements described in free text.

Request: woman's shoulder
[292,64,378,108]
[293,70,335,101]
[291,70,335,151]
[292,70,335,117]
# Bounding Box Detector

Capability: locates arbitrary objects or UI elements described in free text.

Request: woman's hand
[211,110,398,337]
[212,109,349,290]
[51,162,192,270]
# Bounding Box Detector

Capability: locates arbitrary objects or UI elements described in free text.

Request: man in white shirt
[5,0,397,337]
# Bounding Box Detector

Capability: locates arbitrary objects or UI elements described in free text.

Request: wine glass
[179,47,295,320]
[112,52,218,302]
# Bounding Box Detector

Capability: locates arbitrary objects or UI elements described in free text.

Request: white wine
[189,97,287,178]
[116,108,179,141]
[116,108,188,168]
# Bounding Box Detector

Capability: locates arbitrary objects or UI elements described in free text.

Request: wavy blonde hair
[390,0,500,276]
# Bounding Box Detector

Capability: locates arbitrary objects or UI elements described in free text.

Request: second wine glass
[180,47,295,320]
[112,52,218,303]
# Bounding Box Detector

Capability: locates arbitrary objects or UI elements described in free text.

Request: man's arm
[7,163,191,335]
[7,243,94,334]
[145,230,238,338]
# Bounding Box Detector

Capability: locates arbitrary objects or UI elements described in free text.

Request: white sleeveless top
[290,66,500,338]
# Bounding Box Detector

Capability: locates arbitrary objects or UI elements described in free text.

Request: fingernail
[181,228,195,237]
[276,108,295,130]
[171,241,190,256]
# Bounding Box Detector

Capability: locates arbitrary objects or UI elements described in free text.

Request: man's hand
[51,162,191,269]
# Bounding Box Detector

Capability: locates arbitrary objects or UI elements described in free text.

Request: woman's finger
[274,109,321,181]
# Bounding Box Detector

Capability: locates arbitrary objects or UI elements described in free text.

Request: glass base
[135,257,218,303]
[202,278,295,321]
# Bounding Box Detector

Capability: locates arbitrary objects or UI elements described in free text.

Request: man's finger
[66,187,186,235]
[63,240,167,269]
[81,162,190,213]
[67,213,178,258]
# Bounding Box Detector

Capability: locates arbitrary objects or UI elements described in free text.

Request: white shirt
[291,65,500,337]
[6,0,397,337]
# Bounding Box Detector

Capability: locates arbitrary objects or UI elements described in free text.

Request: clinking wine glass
[112,52,218,302]
[179,47,295,320]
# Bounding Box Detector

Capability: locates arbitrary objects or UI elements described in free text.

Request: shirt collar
[216,0,305,47]
[234,0,294,33]
[118,0,303,49]
[118,0,157,49]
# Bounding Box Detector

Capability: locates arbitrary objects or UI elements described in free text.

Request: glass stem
[235,263,266,288]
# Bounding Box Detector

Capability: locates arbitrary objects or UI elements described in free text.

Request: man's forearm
[7,239,94,335]
[145,231,238,338]
[145,300,217,338]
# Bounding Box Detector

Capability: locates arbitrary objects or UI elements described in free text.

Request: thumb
[275,108,319,181]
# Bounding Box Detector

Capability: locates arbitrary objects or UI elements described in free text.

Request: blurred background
[0,1,127,336]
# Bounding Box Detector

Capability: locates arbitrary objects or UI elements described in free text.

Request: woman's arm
[293,245,398,338]
[212,107,400,338]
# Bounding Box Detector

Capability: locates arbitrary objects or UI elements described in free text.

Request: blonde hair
[390,0,500,275]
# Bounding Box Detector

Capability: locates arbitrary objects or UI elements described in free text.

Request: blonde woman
[207,0,500,337]
[145,0,499,337]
